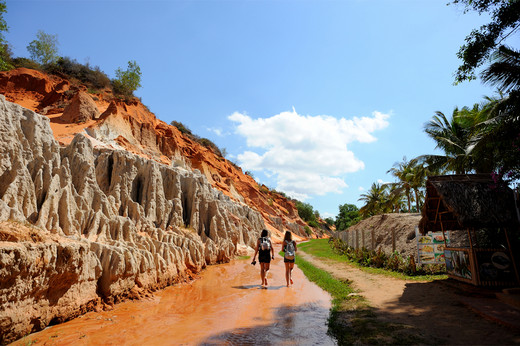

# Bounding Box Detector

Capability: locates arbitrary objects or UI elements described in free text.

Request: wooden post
[371,228,375,250]
[392,229,396,253]
[362,229,365,249]
[410,255,416,274]
[467,228,479,285]
[504,228,520,284]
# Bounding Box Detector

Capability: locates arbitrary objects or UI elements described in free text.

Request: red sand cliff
[0,68,321,241]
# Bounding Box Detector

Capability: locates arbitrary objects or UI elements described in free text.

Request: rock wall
[0,96,264,343]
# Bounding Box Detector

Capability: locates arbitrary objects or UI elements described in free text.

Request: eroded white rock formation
[0,95,264,343]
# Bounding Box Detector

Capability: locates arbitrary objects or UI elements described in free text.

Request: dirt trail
[299,251,520,345]
[12,256,335,346]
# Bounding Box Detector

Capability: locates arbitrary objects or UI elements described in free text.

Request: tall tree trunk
[414,189,420,212]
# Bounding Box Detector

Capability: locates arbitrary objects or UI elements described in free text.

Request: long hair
[283,231,292,242]
[261,229,268,238]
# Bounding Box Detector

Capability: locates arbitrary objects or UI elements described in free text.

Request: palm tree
[384,184,406,213]
[478,46,520,181]
[417,100,500,175]
[358,183,389,218]
[420,109,473,174]
[387,157,415,212]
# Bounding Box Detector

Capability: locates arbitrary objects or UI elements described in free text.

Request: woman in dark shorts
[251,229,274,287]
[282,231,297,287]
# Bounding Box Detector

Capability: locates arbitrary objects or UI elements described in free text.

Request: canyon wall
[0,96,264,343]
[0,68,310,241]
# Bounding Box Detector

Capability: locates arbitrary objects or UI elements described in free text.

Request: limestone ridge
[0,95,264,343]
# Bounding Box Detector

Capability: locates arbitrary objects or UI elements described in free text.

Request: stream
[15,256,336,345]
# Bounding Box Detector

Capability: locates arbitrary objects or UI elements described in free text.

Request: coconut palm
[478,46,520,181]
[387,157,416,212]
[358,183,389,218]
[417,100,500,175]
[384,184,407,213]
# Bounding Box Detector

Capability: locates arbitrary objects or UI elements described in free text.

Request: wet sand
[14,256,335,345]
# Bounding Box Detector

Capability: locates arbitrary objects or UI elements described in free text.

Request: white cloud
[358,186,365,191]
[377,179,391,185]
[321,211,336,219]
[228,109,390,200]
[207,127,224,137]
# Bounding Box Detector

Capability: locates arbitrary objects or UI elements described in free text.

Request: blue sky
[6,0,509,219]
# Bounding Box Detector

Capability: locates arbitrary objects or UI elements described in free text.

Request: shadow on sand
[330,279,520,345]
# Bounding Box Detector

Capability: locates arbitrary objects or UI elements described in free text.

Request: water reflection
[201,303,335,345]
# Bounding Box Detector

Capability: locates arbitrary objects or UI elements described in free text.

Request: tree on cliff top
[27,30,59,65]
[112,60,142,97]
[0,0,10,71]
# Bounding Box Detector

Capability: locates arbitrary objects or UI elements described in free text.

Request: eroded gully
[15,255,336,345]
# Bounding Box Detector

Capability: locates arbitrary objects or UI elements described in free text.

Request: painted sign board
[416,226,450,264]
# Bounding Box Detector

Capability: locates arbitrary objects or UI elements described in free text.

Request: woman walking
[251,229,274,287]
[282,231,297,287]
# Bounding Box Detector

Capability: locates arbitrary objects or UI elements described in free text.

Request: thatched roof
[419,174,520,234]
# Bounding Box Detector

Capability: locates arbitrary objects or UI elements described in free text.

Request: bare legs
[285,262,294,287]
[260,262,270,286]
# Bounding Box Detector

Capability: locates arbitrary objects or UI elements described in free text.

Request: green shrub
[295,201,316,223]
[308,220,319,228]
[111,60,141,97]
[0,43,13,71]
[329,238,445,276]
[44,57,110,90]
[304,225,312,236]
[198,137,222,156]
[170,121,193,136]
[11,57,39,70]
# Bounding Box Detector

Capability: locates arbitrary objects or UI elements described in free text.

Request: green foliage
[0,43,12,71]
[307,220,319,228]
[27,30,59,65]
[304,225,312,236]
[111,60,142,97]
[358,183,390,218]
[324,217,335,226]
[329,238,446,277]
[170,121,193,136]
[44,57,110,90]
[335,203,360,230]
[295,252,355,305]
[245,171,255,179]
[451,0,520,83]
[0,1,7,41]
[169,120,228,158]
[295,201,315,222]
[198,137,223,157]
[0,1,10,71]
[416,93,520,183]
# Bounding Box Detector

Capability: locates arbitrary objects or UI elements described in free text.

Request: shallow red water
[15,257,335,345]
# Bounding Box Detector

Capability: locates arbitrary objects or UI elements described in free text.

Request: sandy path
[299,251,520,345]
[13,256,335,346]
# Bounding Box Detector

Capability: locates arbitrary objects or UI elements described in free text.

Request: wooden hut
[420,174,520,286]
